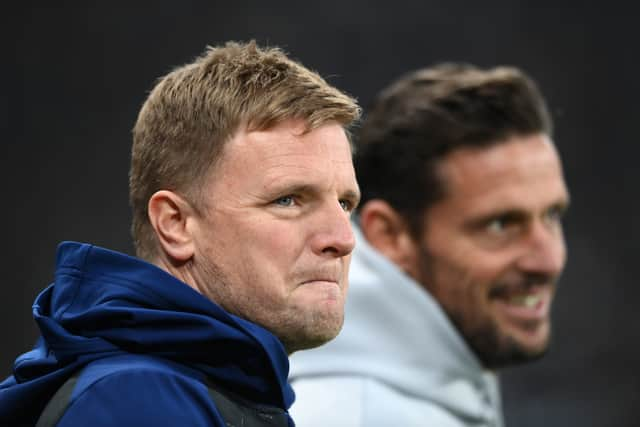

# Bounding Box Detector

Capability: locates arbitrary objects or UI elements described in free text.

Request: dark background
[4,2,638,425]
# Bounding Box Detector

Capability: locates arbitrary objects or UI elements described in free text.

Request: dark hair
[355,63,552,235]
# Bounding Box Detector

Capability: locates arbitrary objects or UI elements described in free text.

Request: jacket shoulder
[57,355,225,427]
[291,375,469,427]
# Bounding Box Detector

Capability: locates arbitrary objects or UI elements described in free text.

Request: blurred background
[4,1,638,425]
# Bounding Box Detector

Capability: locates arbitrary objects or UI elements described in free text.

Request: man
[289,63,570,426]
[0,41,361,426]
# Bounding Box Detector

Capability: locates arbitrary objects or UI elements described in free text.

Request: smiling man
[290,64,569,426]
[0,41,360,427]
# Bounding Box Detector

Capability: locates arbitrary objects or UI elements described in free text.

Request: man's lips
[297,276,342,303]
[300,278,340,286]
[491,285,552,322]
[296,266,342,287]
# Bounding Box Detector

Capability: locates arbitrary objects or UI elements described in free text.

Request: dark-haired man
[290,64,569,427]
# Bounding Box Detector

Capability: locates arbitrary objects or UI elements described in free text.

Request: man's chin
[283,333,338,355]
[479,331,551,369]
[280,319,344,354]
[460,317,551,369]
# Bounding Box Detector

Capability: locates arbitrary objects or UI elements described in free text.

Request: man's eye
[545,206,565,224]
[487,218,506,234]
[486,215,520,235]
[274,196,295,207]
[339,199,353,213]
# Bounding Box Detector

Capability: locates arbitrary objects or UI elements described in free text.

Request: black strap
[35,370,288,427]
[206,384,288,427]
[35,373,79,427]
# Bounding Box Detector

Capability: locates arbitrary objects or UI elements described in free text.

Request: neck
[152,255,203,296]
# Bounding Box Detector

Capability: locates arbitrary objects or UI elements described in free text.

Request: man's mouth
[505,294,542,308]
[491,286,551,322]
[301,279,339,285]
[297,266,342,287]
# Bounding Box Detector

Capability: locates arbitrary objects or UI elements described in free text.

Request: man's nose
[310,201,356,257]
[516,220,567,278]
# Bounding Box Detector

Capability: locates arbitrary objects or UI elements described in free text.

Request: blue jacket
[0,242,295,426]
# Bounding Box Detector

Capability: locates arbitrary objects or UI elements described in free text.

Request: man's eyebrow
[269,183,314,196]
[554,198,571,212]
[267,183,361,204]
[466,209,528,227]
[466,197,571,228]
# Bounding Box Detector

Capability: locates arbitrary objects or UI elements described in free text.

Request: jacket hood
[1,242,294,425]
[290,224,501,422]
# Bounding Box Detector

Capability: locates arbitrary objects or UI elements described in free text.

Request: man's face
[415,134,569,368]
[190,119,359,354]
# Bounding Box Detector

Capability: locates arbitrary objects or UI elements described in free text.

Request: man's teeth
[508,295,541,307]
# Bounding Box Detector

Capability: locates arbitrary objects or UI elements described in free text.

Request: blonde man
[1,41,360,427]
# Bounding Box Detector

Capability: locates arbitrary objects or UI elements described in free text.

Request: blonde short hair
[130,41,360,260]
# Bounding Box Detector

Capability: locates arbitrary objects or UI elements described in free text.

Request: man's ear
[147,190,196,263]
[359,200,419,277]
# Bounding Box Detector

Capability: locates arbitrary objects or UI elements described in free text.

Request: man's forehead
[440,134,555,178]
[210,119,356,189]
[435,135,569,209]
[228,120,349,154]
